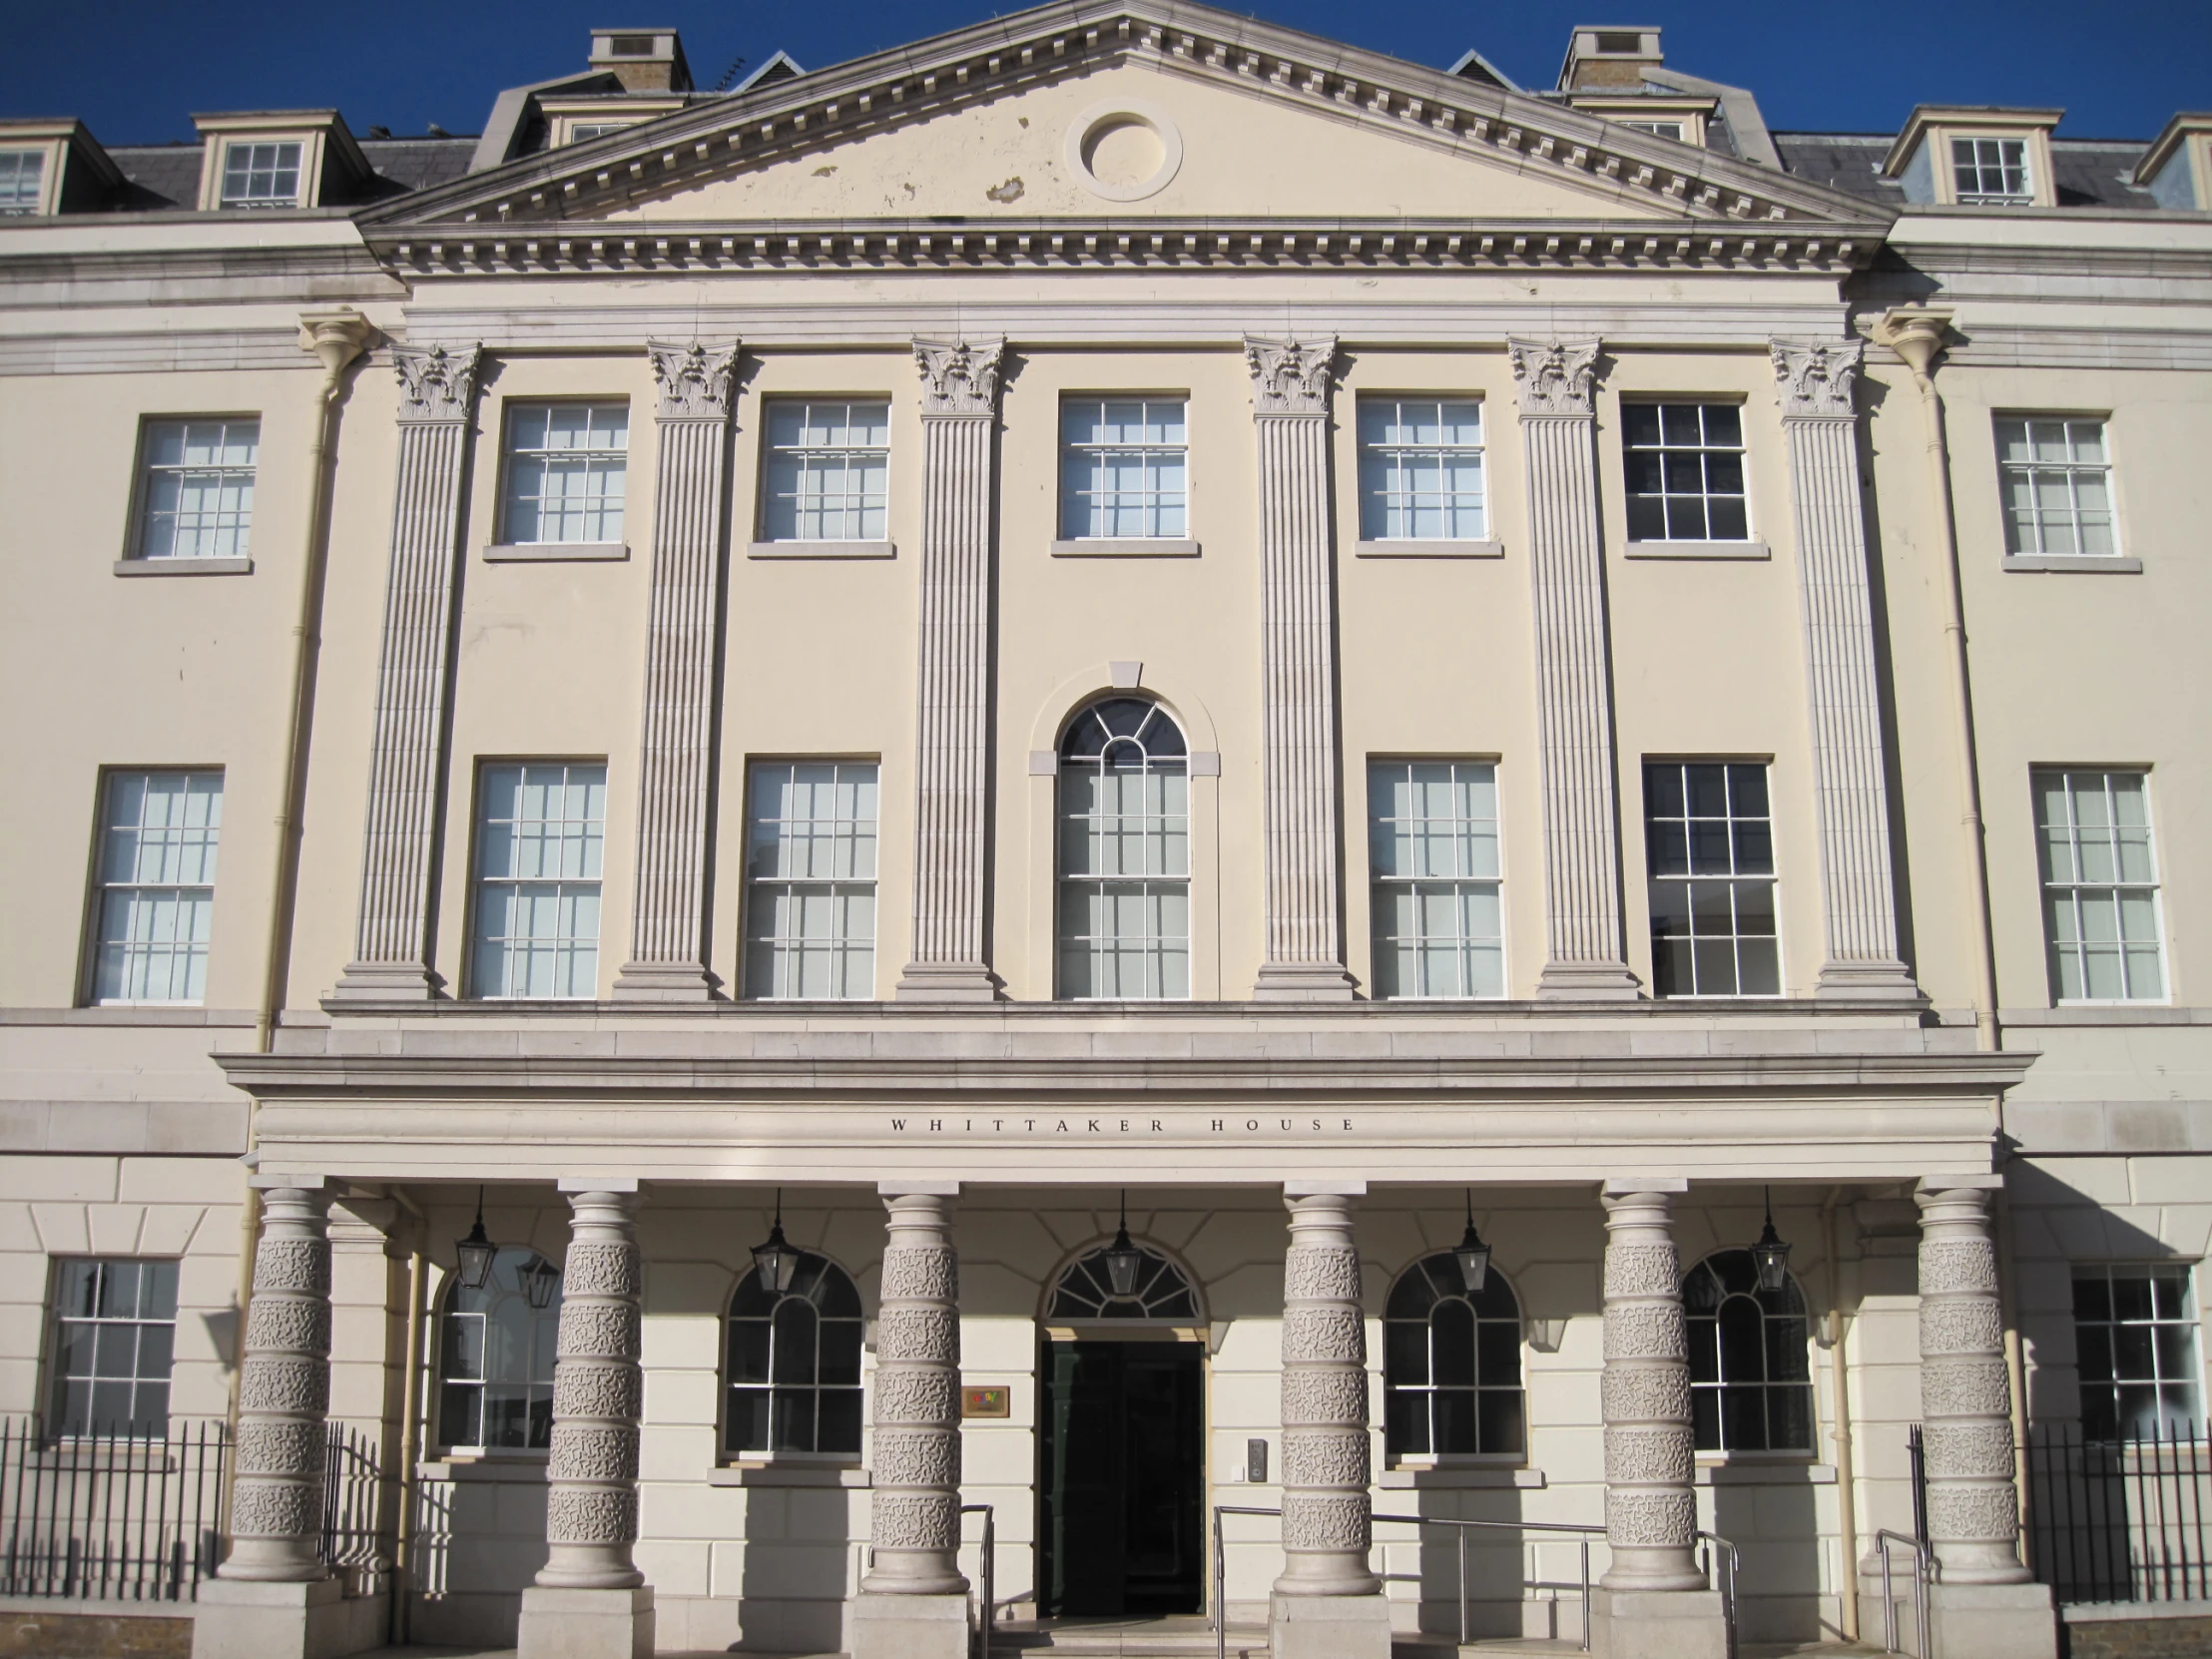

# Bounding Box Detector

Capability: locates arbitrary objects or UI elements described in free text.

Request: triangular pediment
[361,0,1892,239]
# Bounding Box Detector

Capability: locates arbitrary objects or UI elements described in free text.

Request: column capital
[1508,335,1601,417]
[392,341,483,423]
[1771,336,1865,419]
[646,338,740,421]
[912,335,1004,416]
[1244,334,1336,415]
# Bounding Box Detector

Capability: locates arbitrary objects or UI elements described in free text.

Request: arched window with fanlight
[1383,1254,1525,1458]
[1058,697,1189,1000]
[1683,1248,1814,1452]
[726,1250,863,1455]
[437,1246,564,1451]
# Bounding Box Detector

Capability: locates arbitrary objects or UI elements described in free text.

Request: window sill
[1695,1459,1834,1485]
[419,1452,549,1481]
[114,558,252,576]
[1355,539,1504,559]
[483,542,628,562]
[2003,555,2141,574]
[710,1463,869,1488]
[1381,1464,1545,1489]
[748,540,897,560]
[1051,538,1201,557]
[2000,1005,2202,1026]
[1623,541,1770,561]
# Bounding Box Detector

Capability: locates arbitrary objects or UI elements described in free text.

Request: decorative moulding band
[747,540,897,559]
[1355,539,1504,559]
[2002,554,2142,574]
[114,557,252,576]
[1051,538,1200,557]
[483,542,628,562]
[1622,540,1771,560]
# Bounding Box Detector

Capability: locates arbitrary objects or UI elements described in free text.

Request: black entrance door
[1038,1339,1204,1616]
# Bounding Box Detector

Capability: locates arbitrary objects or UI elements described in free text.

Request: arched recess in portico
[1039,1230,1210,1326]
[1023,664,1223,1000]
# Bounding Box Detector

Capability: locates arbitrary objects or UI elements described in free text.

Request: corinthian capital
[1771,336,1864,420]
[1507,337,1600,417]
[1244,335,1335,415]
[912,336,1005,416]
[647,338,741,421]
[392,342,483,423]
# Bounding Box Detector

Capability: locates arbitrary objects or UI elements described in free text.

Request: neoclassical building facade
[2,7,2210,1659]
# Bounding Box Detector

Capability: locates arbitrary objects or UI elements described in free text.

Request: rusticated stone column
[1511,338,1639,1001]
[1773,338,1918,1002]
[332,344,484,1001]
[1597,1182,1704,1594]
[614,340,741,1002]
[1248,336,1355,1002]
[1276,1189,1377,1597]
[1917,1179,2030,1584]
[895,339,1004,1003]
[222,1183,333,1582]
[537,1188,645,1588]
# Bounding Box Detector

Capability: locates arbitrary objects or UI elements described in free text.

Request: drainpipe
[226,308,374,1448]
[1873,306,2001,1056]
[387,1186,428,1646]
[1823,1187,1859,1642]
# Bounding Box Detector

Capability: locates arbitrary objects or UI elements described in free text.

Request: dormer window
[0,150,45,215]
[220,141,302,209]
[1953,137,2031,206]
[1619,120,1685,141]
[568,123,633,143]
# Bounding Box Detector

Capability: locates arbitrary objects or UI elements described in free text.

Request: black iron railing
[2027,1420,2212,1605]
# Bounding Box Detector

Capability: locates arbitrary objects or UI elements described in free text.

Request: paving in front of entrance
[352,1631,1892,1659]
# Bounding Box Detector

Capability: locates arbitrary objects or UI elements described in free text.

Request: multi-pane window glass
[761,401,890,541]
[1358,399,1486,540]
[2034,770,2164,1002]
[1646,762,1779,998]
[727,1251,863,1455]
[1058,699,1189,999]
[1369,762,1503,999]
[49,1260,179,1437]
[1953,136,2031,205]
[137,419,260,560]
[438,1247,562,1450]
[2073,1266,2202,1440]
[1619,120,1685,140]
[1623,403,1749,542]
[219,141,302,209]
[502,403,628,544]
[1997,418,2117,557]
[471,763,606,999]
[1685,1250,1814,1452]
[1060,399,1188,539]
[568,123,633,142]
[1047,1243,1200,1320]
[91,771,223,1005]
[743,762,877,1000]
[0,151,45,214]
[1383,1254,1525,1459]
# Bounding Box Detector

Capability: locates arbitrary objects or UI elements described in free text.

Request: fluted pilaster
[1599,1183,1704,1592]
[614,340,741,1002]
[896,339,1003,1002]
[538,1187,645,1590]
[1917,1179,2030,1585]
[222,1184,332,1582]
[332,344,484,1001]
[863,1188,967,1593]
[1276,1190,1378,1597]
[1248,336,1355,1001]
[1773,339,1918,1002]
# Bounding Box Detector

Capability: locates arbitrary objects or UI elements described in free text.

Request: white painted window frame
[1057,395,1190,542]
[1952,135,2032,206]
[2033,767,2168,1005]
[741,760,879,1001]
[1366,759,1506,1000]
[467,761,608,1001]
[1995,414,2122,560]
[758,400,892,544]
[498,401,630,546]
[219,140,303,209]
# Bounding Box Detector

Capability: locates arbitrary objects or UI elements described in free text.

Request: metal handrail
[1873,1528,1935,1659]
[1697,1532,1741,1659]
[960,1503,994,1659]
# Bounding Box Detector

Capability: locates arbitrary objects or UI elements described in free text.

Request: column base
[1588,1588,1730,1659]
[326,962,439,1002]
[849,1590,970,1659]
[1252,962,1359,1002]
[1855,1575,2055,1659]
[1814,959,1926,1003]
[1268,1591,1391,1659]
[1535,960,1643,1000]
[610,961,721,1002]
[518,1585,656,1659]
[893,961,1002,1002]
[192,1576,381,1659]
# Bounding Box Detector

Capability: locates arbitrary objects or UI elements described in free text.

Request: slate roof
[1772,131,2163,210]
[98,135,479,211]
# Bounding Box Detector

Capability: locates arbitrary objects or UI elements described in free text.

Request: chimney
[1558,26,1663,91]
[588,28,694,93]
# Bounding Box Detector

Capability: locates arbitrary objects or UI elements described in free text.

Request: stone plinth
[518,1585,657,1659]
[1589,1588,1731,1659]
[191,1577,380,1659]
[1269,1589,1392,1659]
[849,1587,969,1659]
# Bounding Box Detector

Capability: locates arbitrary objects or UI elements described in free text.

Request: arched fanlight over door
[1047,1237,1200,1321]
[1057,697,1189,1000]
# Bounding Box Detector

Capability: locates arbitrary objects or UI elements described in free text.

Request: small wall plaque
[961,1385,1010,1419]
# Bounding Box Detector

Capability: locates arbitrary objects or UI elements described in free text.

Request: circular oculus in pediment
[1065,101,1183,202]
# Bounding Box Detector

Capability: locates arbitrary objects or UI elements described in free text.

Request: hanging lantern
[1103,1191,1145,1298]
[520,1254,562,1311]
[1752,1186,1792,1294]
[455,1186,497,1292]
[1453,1189,1492,1294]
[752,1190,799,1295]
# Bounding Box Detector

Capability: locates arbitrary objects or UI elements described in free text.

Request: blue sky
[4,0,2205,149]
